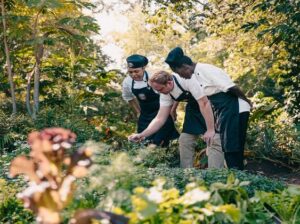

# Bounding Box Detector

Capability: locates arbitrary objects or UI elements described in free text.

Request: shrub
[247,93,300,168]
[85,149,285,213]
[0,110,33,152]
[114,176,275,224]
[34,106,102,143]
[0,179,34,223]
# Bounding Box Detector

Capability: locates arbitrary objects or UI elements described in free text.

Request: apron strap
[169,75,189,101]
[145,71,151,88]
[131,79,135,92]
[131,71,149,92]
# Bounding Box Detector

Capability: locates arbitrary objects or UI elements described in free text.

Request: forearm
[140,117,165,138]
[128,98,141,115]
[228,86,250,103]
[198,99,215,132]
[140,106,171,138]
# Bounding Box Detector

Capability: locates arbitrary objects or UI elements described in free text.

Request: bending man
[129,71,224,168]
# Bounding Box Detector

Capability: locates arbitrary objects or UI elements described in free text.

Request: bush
[0,179,33,223]
[0,110,33,153]
[82,149,285,213]
[34,106,102,143]
[114,175,276,223]
[248,100,300,167]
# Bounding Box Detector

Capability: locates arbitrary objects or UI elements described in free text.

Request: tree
[242,0,300,123]
[1,0,17,114]
[1,0,102,119]
[110,4,199,70]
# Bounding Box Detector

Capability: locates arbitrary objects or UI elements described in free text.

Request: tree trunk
[32,50,42,120]
[31,10,43,120]
[1,0,17,114]
[26,68,35,116]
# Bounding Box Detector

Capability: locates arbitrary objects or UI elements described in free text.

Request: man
[129,71,224,168]
[164,47,251,170]
[122,54,179,147]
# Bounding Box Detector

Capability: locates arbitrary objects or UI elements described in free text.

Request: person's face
[150,80,173,94]
[128,67,145,81]
[174,64,194,79]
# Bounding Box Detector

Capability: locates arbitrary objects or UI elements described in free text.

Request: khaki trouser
[179,133,225,169]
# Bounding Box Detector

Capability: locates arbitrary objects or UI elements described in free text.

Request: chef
[164,47,251,170]
[122,54,179,147]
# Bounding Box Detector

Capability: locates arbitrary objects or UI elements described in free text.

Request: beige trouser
[179,133,225,169]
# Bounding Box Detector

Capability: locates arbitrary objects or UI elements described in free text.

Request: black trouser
[224,112,250,170]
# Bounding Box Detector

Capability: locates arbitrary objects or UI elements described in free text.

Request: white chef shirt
[122,72,153,102]
[191,63,250,113]
[159,73,204,107]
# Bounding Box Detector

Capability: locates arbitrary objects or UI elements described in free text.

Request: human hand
[202,130,215,146]
[128,133,145,142]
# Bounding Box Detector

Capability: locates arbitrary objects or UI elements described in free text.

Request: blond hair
[149,71,173,85]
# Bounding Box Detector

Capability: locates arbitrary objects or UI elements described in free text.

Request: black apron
[169,76,206,135]
[208,92,240,152]
[131,72,179,146]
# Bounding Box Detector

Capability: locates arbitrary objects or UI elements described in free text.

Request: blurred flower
[147,187,163,203]
[180,188,210,205]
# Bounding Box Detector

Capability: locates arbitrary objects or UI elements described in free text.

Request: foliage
[254,185,300,224]
[114,175,274,223]
[34,105,102,143]
[83,146,285,214]
[0,0,110,118]
[247,92,300,167]
[9,128,93,223]
[110,4,197,70]
[8,128,128,224]
[0,109,33,152]
[242,0,300,123]
[1,129,293,224]
[0,139,30,180]
[0,179,34,223]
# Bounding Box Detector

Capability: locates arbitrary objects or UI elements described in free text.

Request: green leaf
[227,173,235,185]
[25,0,63,8]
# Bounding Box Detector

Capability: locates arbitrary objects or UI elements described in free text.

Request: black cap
[165,47,184,67]
[126,54,148,68]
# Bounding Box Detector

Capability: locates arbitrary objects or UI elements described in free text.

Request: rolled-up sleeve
[122,77,135,102]
[159,93,174,107]
[186,77,206,100]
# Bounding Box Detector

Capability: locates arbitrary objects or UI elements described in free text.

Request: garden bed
[245,159,300,185]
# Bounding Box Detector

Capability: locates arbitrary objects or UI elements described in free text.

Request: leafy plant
[254,186,300,224]
[9,128,128,224]
[114,175,275,223]
[0,179,34,223]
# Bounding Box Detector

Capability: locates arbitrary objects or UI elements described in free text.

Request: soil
[245,159,300,185]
